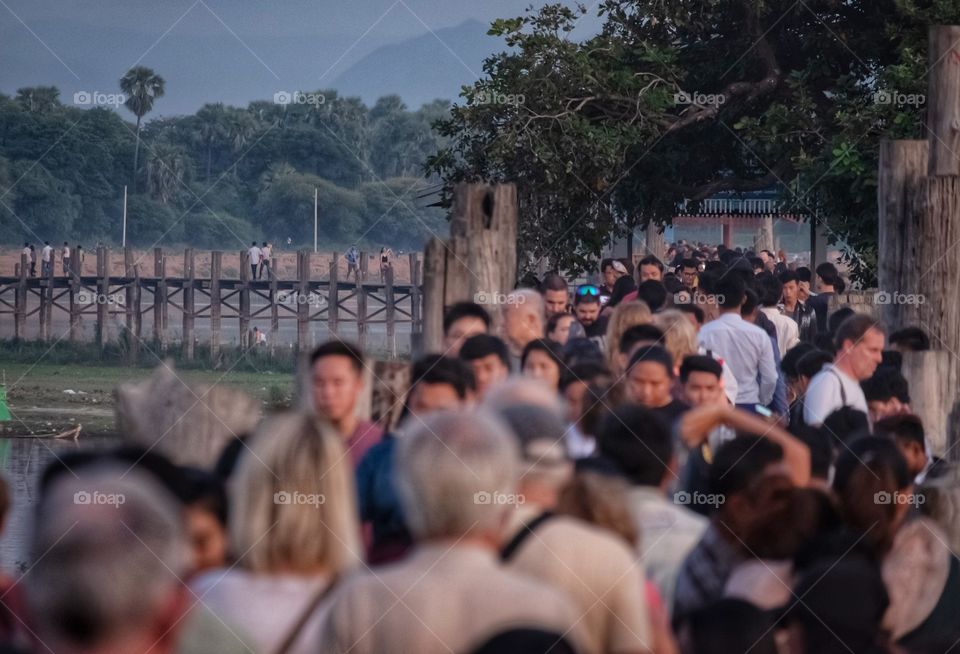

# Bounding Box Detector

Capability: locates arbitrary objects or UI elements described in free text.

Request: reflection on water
[0,436,119,573]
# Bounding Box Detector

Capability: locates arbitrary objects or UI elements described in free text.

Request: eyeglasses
[576,285,600,297]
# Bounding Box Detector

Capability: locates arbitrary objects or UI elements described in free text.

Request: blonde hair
[604,300,653,375]
[230,412,361,574]
[653,309,698,370]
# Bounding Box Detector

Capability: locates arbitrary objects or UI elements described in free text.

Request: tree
[429,1,960,280]
[120,66,166,192]
[14,86,60,114]
[193,103,228,181]
[146,143,190,204]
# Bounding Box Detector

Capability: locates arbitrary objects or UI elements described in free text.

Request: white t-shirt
[803,364,869,426]
[248,246,261,265]
[41,245,52,262]
[261,245,271,261]
[63,246,70,258]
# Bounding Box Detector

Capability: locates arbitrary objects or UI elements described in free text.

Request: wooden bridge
[0,247,423,361]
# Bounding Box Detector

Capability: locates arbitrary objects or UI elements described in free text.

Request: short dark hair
[796,349,833,379]
[443,302,492,334]
[827,307,855,334]
[638,255,664,272]
[626,345,674,376]
[796,266,812,283]
[820,407,870,448]
[889,327,930,352]
[680,258,698,271]
[619,324,665,354]
[675,303,705,325]
[540,272,568,294]
[597,404,672,486]
[636,280,667,311]
[679,599,778,654]
[793,426,834,480]
[459,334,510,368]
[559,360,611,392]
[714,274,746,309]
[309,340,364,373]
[874,414,925,449]
[520,338,565,371]
[710,436,784,497]
[861,367,909,404]
[679,355,723,383]
[778,270,800,285]
[410,354,476,399]
[546,311,573,335]
[573,286,601,305]
[741,288,760,316]
[781,343,815,379]
[815,262,840,287]
[834,314,884,351]
[755,272,783,308]
[749,256,764,271]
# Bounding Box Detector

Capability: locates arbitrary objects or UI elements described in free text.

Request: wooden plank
[153,248,167,349]
[927,26,960,176]
[357,252,368,350]
[422,236,446,353]
[210,251,222,362]
[69,247,81,342]
[182,248,195,361]
[124,247,135,335]
[385,264,396,358]
[97,246,110,352]
[328,252,339,336]
[297,250,310,351]
[270,252,279,350]
[902,350,960,458]
[14,253,26,339]
[239,249,250,348]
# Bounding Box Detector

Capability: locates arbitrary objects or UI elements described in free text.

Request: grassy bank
[0,361,295,437]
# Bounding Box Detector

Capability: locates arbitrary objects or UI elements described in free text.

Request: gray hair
[395,409,520,540]
[24,466,187,648]
[482,376,565,415]
[497,404,572,489]
[504,289,544,323]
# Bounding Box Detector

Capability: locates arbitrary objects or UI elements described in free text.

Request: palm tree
[193,103,227,181]
[120,66,166,191]
[223,108,258,175]
[146,143,189,204]
[15,86,60,113]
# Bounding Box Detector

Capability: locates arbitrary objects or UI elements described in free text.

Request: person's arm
[757,335,778,405]
[679,405,810,486]
[802,373,838,427]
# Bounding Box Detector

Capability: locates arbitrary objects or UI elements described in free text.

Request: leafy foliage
[429,0,960,281]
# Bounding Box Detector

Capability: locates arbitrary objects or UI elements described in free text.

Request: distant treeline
[0,85,450,250]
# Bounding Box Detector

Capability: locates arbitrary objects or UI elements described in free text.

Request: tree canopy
[429,0,960,281]
[0,84,449,251]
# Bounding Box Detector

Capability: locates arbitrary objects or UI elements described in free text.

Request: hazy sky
[0,0,603,115]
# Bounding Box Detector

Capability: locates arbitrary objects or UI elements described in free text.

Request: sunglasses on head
[576,285,600,297]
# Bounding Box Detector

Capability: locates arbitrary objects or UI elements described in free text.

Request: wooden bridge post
[39,253,49,340]
[210,251,222,363]
[123,247,140,362]
[328,252,339,337]
[385,264,396,358]
[270,252,279,349]
[124,247,135,334]
[14,253,27,339]
[96,246,110,353]
[182,248,195,361]
[69,247,81,341]
[297,250,310,352]
[239,249,250,348]
[153,248,167,350]
[409,252,422,356]
[357,253,368,349]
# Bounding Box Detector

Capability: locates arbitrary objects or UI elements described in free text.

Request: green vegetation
[0,72,450,251]
[429,0,960,282]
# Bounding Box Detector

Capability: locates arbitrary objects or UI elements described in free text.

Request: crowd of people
[17,241,80,276]
[1,241,958,654]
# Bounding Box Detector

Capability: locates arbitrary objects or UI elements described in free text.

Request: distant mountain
[331,19,503,108]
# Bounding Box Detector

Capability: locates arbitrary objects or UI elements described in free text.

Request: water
[0,436,119,573]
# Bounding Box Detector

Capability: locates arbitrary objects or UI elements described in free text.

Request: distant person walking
[28,244,36,277]
[20,243,31,276]
[258,242,272,279]
[41,241,53,277]
[61,242,71,276]
[248,241,261,279]
[379,246,393,282]
[346,246,360,282]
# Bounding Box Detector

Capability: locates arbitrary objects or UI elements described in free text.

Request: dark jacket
[786,302,818,344]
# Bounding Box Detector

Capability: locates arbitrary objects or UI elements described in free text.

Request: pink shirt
[346,420,383,467]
